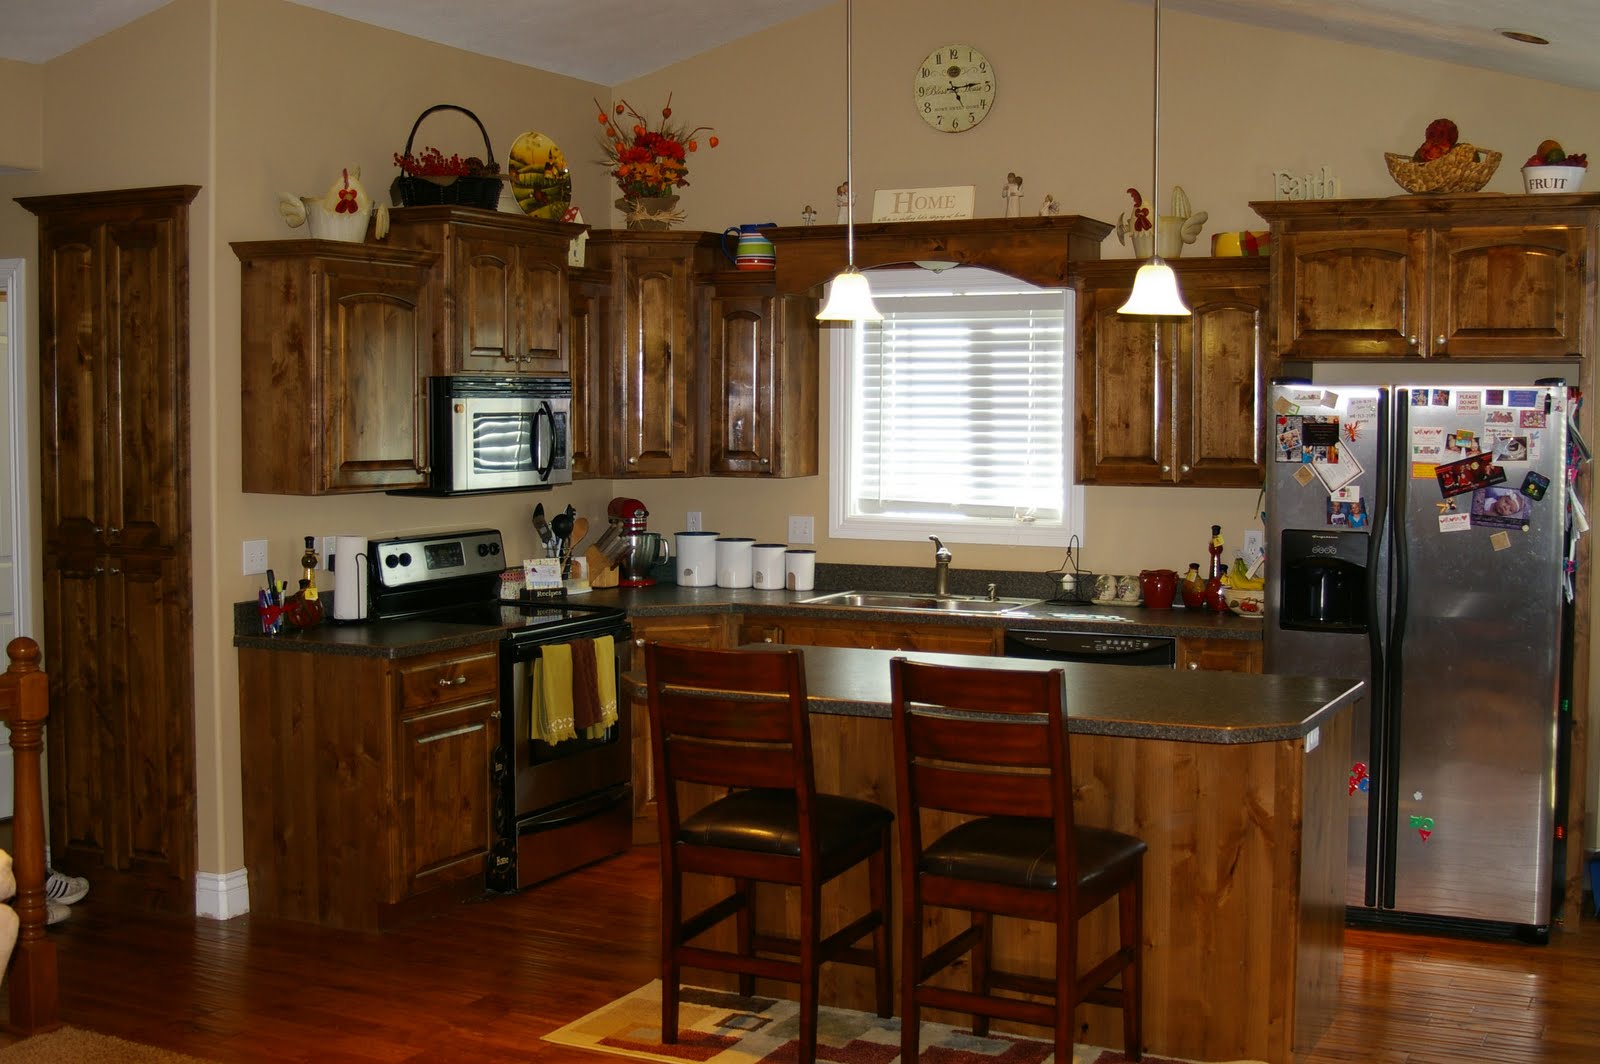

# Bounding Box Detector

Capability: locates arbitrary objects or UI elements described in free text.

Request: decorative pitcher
[722,222,777,270]
[1138,569,1178,610]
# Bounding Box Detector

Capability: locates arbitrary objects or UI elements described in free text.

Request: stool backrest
[890,657,1076,882]
[644,643,817,833]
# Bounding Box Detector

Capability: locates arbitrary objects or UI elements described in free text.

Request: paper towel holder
[329,535,370,622]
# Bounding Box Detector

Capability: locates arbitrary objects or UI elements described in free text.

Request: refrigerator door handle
[1378,389,1412,911]
[1360,388,1392,908]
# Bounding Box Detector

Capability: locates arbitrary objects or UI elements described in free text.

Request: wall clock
[913,44,995,133]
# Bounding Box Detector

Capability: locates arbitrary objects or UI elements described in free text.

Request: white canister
[784,548,817,592]
[674,531,720,587]
[329,535,370,621]
[716,537,755,588]
[751,543,788,589]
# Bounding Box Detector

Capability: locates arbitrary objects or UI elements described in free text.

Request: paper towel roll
[330,536,369,621]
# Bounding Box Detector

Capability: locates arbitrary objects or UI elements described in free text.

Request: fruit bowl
[1522,165,1586,194]
[1384,143,1501,194]
[1224,589,1265,619]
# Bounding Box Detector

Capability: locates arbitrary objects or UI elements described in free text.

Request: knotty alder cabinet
[738,615,1003,655]
[1252,193,1600,361]
[385,205,586,374]
[234,241,437,493]
[19,185,201,912]
[1074,257,1267,487]
[239,643,500,930]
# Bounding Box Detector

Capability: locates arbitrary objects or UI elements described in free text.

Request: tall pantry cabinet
[18,185,199,913]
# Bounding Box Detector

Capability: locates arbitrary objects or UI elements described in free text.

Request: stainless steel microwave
[415,375,572,495]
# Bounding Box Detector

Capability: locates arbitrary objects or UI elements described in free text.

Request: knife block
[587,546,620,588]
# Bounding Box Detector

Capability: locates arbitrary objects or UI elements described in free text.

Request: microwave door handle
[535,401,556,479]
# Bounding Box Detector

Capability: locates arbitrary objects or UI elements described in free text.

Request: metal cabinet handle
[109,527,121,536]
[415,721,485,744]
[1408,335,1419,347]
[1181,465,1190,474]
[1187,661,1199,670]
[628,456,638,464]
[1436,335,1446,347]
[1161,465,1170,474]
[436,675,469,687]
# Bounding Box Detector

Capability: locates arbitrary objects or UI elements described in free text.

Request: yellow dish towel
[530,636,617,744]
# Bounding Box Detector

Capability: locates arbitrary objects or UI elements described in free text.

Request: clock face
[913,44,995,133]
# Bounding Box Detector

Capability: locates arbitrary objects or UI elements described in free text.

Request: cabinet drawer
[397,647,499,712]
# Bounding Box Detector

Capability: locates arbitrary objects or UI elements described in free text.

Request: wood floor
[3,846,1599,1063]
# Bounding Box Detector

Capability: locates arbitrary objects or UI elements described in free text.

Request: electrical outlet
[242,539,269,576]
[1242,530,1266,573]
[321,536,338,570]
[686,511,703,532]
[788,515,815,545]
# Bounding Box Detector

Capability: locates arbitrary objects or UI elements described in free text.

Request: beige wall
[0,59,43,171]
[2,0,1599,877]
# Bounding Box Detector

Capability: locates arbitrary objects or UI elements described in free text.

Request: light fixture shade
[1117,258,1191,316]
[816,267,883,321]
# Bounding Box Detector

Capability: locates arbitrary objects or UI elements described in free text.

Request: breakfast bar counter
[634,645,1360,1064]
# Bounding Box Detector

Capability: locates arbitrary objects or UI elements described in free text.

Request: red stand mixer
[608,497,671,587]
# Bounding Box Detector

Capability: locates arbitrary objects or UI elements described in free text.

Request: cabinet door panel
[1178,289,1263,487]
[621,263,695,474]
[707,295,773,474]
[517,258,566,373]
[1278,230,1425,358]
[1430,226,1586,358]
[1178,637,1262,673]
[568,273,610,476]
[458,237,515,369]
[1078,288,1170,484]
[325,278,428,490]
[399,699,496,891]
[45,563,111,863]
[41,234,107,545]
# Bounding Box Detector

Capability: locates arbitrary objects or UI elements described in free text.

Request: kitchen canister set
[673,531,814,590]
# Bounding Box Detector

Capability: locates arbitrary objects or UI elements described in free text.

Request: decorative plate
[507,131,573,219]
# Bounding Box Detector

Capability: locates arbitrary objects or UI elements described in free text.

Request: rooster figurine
[1115,185,1207,259]
[278,167,388,243]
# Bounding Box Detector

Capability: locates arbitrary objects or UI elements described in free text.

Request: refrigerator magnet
[1439,511,1471,533]
[1327,497,1369,527]
[1455,390,1482,413]
[1490,435,1530,463]
[1272,395,1301,416]
[1507,389,1539,408]
[1293,464,1317,486]
[1314,449,1362,493]
[1435,453,1506,497]
[1469,486,1530,529]
[1430,388,1451,406]
[1521,470,1551,500]
[1347,396,1379,424]
[1411,425,1445,460]
[1484,409,1515,428]
[1489,530,1514,551]
[1520,409,1547,428]
[1485,388,1505,405]
[1275,415,1304,462]
[1443,429,1479,455]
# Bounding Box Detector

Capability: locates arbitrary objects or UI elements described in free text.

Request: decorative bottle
[1181,563,1206,609]
[1204,525,1228,612]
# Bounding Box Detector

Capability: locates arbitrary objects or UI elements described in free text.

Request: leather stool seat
[680,789,896,857]
[922,816,1147,896]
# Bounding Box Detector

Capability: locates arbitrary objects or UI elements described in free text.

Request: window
[828,266,1081,546]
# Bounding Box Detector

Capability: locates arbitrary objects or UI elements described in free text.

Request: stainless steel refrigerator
[1265,379,1572,938]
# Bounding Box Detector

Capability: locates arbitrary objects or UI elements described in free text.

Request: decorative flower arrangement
[594,95,718,200]
[392,147,500,180]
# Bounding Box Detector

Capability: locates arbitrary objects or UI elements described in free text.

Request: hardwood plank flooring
[2,847,1598,1062]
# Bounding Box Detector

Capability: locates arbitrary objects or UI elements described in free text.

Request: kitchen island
[633,644,1360,1064]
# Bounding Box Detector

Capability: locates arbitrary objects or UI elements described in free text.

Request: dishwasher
[1004,628,1176,668]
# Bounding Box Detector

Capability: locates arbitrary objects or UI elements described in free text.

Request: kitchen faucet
[929,536,952,597]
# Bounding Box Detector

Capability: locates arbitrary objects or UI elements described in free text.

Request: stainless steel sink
[797,590,1043,615]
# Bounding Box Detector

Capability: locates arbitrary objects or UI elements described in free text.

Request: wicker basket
[391,104,504,210]
[1384,143,1502,194]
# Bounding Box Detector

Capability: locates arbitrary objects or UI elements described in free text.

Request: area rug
[544,980,1266,1064]
[0,1025,220,1063]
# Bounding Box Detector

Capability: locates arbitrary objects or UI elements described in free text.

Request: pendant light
[816,0,882,322]
[1118,0,1190,317]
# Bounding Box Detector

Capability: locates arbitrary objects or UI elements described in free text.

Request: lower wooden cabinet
[1177,636,1264,673]
[239,642,499,929]
[738,615,1003,655]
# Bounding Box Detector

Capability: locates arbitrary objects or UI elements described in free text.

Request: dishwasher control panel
[1004,629,1177,667]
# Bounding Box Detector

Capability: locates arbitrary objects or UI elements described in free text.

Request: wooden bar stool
[644,643,894,1064]
[889,656,1146,1063]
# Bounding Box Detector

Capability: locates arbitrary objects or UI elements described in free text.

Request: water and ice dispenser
[1278,529,1369,631]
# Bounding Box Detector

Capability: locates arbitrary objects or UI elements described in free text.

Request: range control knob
[478,543,491,557]
[385,553,401,568]
[489,542,501,556]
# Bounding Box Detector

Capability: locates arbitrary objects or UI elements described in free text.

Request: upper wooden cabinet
[233,240,438,494]
[385,205,586,375]
[1073,257,1267,487]
[566,266,612,478]
[700,272,820,477]
[1252,193,1600,361]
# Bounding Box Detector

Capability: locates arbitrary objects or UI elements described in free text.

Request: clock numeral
[977,61,988,73]
[951,119,962,131]
[921,66,932,78]
[924,102,933,115]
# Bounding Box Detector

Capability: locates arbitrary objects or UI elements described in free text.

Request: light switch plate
[242,539,269,576]
[788,515,815,544]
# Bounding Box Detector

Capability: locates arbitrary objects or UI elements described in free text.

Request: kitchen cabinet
[386,205,586,375]
[1074,257,1267,487]
[699,272,820,477]
[1177,636,1263,673]
[627,613,733,842]
[567,266,613,477]
[737,615,1003,655]
[233,240,437,494]
[588,231,719,476]
[239,642,500,930]
[19,185,200,913]
[1252,194,1600,361]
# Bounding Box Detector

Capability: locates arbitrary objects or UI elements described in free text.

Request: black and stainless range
[365,528,632,894]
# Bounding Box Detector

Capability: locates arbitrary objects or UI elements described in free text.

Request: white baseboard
[194,867,250,920]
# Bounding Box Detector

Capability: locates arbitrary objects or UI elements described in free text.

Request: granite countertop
[232,567,1262,658]
[626,643,1363,745]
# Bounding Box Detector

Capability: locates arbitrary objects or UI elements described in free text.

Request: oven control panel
[370,528,504,590]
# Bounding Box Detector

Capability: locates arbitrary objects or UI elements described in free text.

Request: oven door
[491,628,632,891]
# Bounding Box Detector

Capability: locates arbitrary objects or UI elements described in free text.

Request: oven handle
[415,721,485,744]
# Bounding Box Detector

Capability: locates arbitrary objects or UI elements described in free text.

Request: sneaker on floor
[45,870,89,906]
[45,900,69,926]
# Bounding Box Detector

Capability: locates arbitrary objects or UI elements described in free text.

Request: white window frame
[827,266,1083,547]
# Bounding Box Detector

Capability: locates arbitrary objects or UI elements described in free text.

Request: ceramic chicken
[1114,185,1207,257]
[278,167,388,242]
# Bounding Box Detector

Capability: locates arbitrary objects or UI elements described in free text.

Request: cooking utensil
[532,503,556,555]
[569,516,591,553]
[550,510,574,577]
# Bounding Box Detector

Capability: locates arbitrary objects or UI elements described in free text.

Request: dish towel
[530,636,617,744]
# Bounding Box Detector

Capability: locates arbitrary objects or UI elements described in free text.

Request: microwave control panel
[370,528,504,590]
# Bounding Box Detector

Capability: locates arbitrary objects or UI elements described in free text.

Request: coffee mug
[1116,575,1143,604]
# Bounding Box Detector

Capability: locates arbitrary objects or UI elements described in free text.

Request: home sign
[872,185,976,222]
